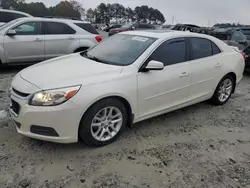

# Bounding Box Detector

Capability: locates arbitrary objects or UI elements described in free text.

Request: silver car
[0,17,102,65]
[0,9,32,27]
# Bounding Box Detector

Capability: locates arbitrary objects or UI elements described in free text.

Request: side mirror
[7,30,16,36]
[144,60,164,71]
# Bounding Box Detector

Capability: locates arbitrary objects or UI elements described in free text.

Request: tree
[70,0,85,17]
[125,7,135,22]
[49,1,81,18]
[17,2,48,17]
[94,3,109,23]
[0,0,24,9]
[86,8,95,22]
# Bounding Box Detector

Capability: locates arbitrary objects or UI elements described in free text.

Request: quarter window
[12,22,42,35]
[74,23,98,34]
[149,38,186,66]
[190,38,213,60]
[212,42,221,55]
[45,22,76,35]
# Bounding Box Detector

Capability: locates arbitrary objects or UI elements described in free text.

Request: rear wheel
[210,75,235,105]
[79,98,128,147]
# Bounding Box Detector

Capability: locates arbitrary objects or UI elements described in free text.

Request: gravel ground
[1,66,250,188]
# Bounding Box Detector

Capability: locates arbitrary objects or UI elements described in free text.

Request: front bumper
[9,79,81,143]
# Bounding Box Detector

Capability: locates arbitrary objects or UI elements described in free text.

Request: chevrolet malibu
[9,30,245,146]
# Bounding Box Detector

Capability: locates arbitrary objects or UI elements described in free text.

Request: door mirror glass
[7,29,16,36]
[145,60,164,71]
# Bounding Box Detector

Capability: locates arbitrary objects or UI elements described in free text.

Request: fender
[70,39,97,53]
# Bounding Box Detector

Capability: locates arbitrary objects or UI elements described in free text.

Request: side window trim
[44,21,76,35]
[139,37,188,71]
[188,37,217,61]
[7,21,43,36]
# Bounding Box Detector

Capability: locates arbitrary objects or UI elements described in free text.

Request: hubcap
[91,107,123,142]
[218,79,233,102]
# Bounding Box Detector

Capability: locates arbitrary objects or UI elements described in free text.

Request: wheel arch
[74,47,89,53]
[224,72,237,93]
[78,95,134,136]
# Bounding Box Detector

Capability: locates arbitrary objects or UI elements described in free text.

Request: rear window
[74,23,98,34]
[0,11,27,23]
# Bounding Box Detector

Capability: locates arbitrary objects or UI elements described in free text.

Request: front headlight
[29,85,81,106]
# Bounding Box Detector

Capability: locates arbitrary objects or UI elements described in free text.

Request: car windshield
[122,23,133,29]
[81,34,156,66]
[0,19,20,31]
[241,30,250,39]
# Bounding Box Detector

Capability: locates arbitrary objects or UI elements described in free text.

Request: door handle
[215,63,222,68]
[180,72,189,78]
[34,38,43,42]
[67,37,74,40]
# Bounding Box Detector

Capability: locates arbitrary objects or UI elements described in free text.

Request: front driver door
[138,38,191,118]
[4,21,45,63]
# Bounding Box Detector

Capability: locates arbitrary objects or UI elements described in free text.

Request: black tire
[79,98,128,147]
[210,75,235,106]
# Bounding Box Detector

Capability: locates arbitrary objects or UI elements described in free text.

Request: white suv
[0,17,102,65]
[0,9,32,26]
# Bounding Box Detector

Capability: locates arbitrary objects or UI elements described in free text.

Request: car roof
[0,9,31,17]
[120,30,218,40]
[14,17,90,23]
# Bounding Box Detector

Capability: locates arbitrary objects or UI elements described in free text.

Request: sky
[25,0,250,26]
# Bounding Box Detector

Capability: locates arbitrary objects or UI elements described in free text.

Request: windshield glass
[0,19,20,31]
[83,34,156,66]
[122,23,134,29]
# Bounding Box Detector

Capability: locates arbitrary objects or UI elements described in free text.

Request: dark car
[171,24,200,32]
[210,28,250,72]
[109,23,155,36]
[103,24,122,32]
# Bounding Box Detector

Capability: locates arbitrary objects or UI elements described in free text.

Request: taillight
[95,35,102,43]
[241,52,246,60]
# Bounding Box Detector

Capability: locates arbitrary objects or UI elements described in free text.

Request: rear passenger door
[44,21,77,59]
[188,37,223,100]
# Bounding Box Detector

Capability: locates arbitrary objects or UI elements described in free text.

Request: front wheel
[210,75,235,105]
[79,98,128,147]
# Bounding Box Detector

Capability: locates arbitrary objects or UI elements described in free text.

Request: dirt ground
[1,66,250,188]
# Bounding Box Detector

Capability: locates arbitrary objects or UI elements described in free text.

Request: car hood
[19,53,123,90]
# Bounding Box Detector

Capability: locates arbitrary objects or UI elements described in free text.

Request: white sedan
[9,30,245,146]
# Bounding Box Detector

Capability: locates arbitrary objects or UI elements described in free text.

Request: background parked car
[209,28,250,72]
[0,17,102,65]
[103,24,122,32]
[0,9,32,27]
[109,23,155,36]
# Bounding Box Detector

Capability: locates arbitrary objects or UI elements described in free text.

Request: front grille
[10,99,20,115]
[12,88,30,98]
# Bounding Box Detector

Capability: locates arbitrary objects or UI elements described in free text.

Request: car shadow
[0,64,31,74]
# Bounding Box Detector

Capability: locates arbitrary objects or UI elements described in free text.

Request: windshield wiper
[81,51,111,64]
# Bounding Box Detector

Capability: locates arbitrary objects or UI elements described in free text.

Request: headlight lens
[29,85,81,106]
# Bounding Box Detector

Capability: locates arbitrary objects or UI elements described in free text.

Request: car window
[231,31,246,42]
[45,22,76,35]
[74,23,98,34]
[190,38,213,60]
[149,38,186,66]
[0,12,27,23]
[12,22,42,35]
[84,34,156,66]
[212,42,221,55]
